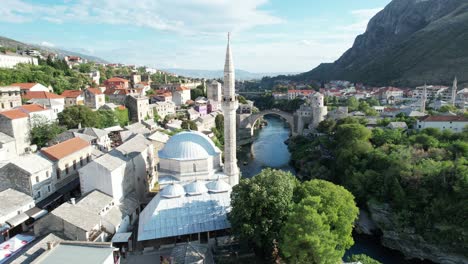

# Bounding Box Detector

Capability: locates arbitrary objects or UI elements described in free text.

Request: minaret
[451,77,457,106]
[421,83,427,113]
[222,33,239,186]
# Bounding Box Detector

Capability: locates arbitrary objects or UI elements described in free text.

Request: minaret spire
[451,76,457,106]
[222,33,239,186]
[421,83,427,114]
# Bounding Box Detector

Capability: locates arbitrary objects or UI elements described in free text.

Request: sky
[0,0,392,73]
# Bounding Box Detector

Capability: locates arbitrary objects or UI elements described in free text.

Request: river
[237,115,434,264]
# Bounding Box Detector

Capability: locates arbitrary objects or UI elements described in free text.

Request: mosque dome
[159,131,220,161]
[184,180,208,196]
[206,179,232,193]
[161,183,185,199]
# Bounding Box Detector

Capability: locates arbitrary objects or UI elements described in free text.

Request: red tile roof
[106,77,129,83]
[22,91,64,100]
[16,104,48,113]
[420,116,468,122]
[61,90,83,98]
[86,88,102,95]
[10,83,38,90]
[176,86,190,91]
[41,137,90,161]
[117,105,126,110]
[288,90,314,94]
[0,109,29,119]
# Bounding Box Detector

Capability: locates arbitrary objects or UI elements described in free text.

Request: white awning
[111,232,132,243]
[6,213,29,227]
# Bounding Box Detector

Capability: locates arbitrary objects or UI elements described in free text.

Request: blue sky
[0,0,391,72]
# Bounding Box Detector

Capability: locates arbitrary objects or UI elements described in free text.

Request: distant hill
[285,0,468,87]
[0,35,109,63]
[163,68,298,81]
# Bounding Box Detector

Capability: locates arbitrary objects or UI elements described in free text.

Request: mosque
[137,34,239,245]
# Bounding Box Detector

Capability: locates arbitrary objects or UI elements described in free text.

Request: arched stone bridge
[238,109,296,142]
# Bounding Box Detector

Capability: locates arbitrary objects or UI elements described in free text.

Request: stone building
[152,101,176,119]
[0,154,55,202]
[0,109,31,155]
[16,104,55,123]
[0,132,16,161]
[172,86,191,106]
[293,92,327,135]
[125,95,153,123]
[0,86,22,111]
[41,137,94,193]
[22,91,65,119]
[207,80,222,102]
[84,88,105,109]
[0,189,35,241]
[0,53,38,68]
[34,190,138,242]
[61,90,85,107]
[11,83,50,93]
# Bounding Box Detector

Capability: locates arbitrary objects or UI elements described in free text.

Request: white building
[0,109,31,155]
[16,104,55,122]
[0,86,22,111]
[88,70,101,85]
[152,101,176,119]
[172,86,191,106]
[79,134,155,204]
[0,53,38,68]
[416,116,468,132]
[22,91,65,119]
[11,83,50,93]
[0,189,35,241]
[207,80,222,102]
[0,132,16,161]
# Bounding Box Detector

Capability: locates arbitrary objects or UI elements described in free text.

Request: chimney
[70,198,76,205]
[47,241,55,250]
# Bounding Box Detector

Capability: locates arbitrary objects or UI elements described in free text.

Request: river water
[237,115,434,264]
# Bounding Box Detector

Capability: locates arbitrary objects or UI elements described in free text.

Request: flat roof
[0,189,34,220]
[34,243,114,264]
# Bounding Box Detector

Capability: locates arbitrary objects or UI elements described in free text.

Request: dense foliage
[281,180,358,264]
[58,105,129,129]
[30,116,66,148]
[253,95,304,113]
[0,59,92,94]
[229,169,358,262]
[346,254,382,264]
[289,118,468,255]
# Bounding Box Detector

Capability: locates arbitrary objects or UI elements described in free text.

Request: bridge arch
[240,109,295,137]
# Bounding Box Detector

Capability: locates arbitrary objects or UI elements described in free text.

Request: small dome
[184,180,208,196]
[161,183,185,198]
[206,179,232,193]
[159,131,220,161]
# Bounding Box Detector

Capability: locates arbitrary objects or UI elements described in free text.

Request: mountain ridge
[291,0,468,87]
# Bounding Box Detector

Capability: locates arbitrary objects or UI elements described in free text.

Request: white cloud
[340,7,383,33]
[0,0,283,34]
[40,41,55,47]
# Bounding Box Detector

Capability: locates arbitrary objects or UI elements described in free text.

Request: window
[17,210,21,215]
[46,171,50,178]
[87,155,90,162]
[73,160,77,170]
[47,185,51,192]
[37,191,41,198]
[80,157,84,166]
[36,176,39,183]
[65,164,69,175]
[1,103,4,109]
[9,102,13,108]
[56,168,61,179]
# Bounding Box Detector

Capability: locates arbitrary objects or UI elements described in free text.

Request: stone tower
[451,77,457,106]
[222,33,239,186]
[310,92,328,128]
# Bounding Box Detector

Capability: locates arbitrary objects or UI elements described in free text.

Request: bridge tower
[222,33,239,186]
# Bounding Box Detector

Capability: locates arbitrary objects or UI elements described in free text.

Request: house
[103,87,129,104]
[152,101,176,119]
[27,241,118,264]
[5,233,65,263]
[151,90,172,103]
[0,52,38,68]
[34,190,138,242]
[0,109,30,155]
[16,104,55,122]
[196,112,218,132]
[387,122,408,130]
[0,189,35,241]
[287,90,314,100]
[207,80,222,102]
[188,108,200,120]
[172,86,191,106]
[413,85,448,100]
[104,77,129,89]
[377,87,404,104]
[11,83,50,93]
[0,86,22,111]
[0,154,55,202]
[0,132,16,161]
[84,88,105,109]
[22,91,65,119]
[64,56,84,68]
[416,116,468,132]
[79,134,155,203]
[41,137,94,193]
[61,90,85,107]
[52,128,111,152]
[125,95,153,123]
[88,70,100,84]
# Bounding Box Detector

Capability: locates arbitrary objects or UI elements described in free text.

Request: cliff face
[367,203,468,264]
[300,0,468,86]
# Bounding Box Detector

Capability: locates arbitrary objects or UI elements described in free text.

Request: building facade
[0,86,22,111]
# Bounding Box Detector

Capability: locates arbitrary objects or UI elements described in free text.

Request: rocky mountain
[164,68,298,81]
[0,35,108,63]
[296,0,468,87]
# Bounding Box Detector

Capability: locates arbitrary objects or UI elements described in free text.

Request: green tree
[438,105,457,113]
[115,108,129,127]
[97,109,117,128]
[229,169,298,256]
[30,116,66,148]
[154,110,161,122]
[215,114,224,131]
[58,105,99,129]
[317,119,336,134]
[371,128,403,147]
[190,87,205,100]
[181,120,198,131]
[280,180,359,264]
[347,254,382,264]
[346,97,359,112]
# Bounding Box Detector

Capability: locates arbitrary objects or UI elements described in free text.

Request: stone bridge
[237,109,296,143]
